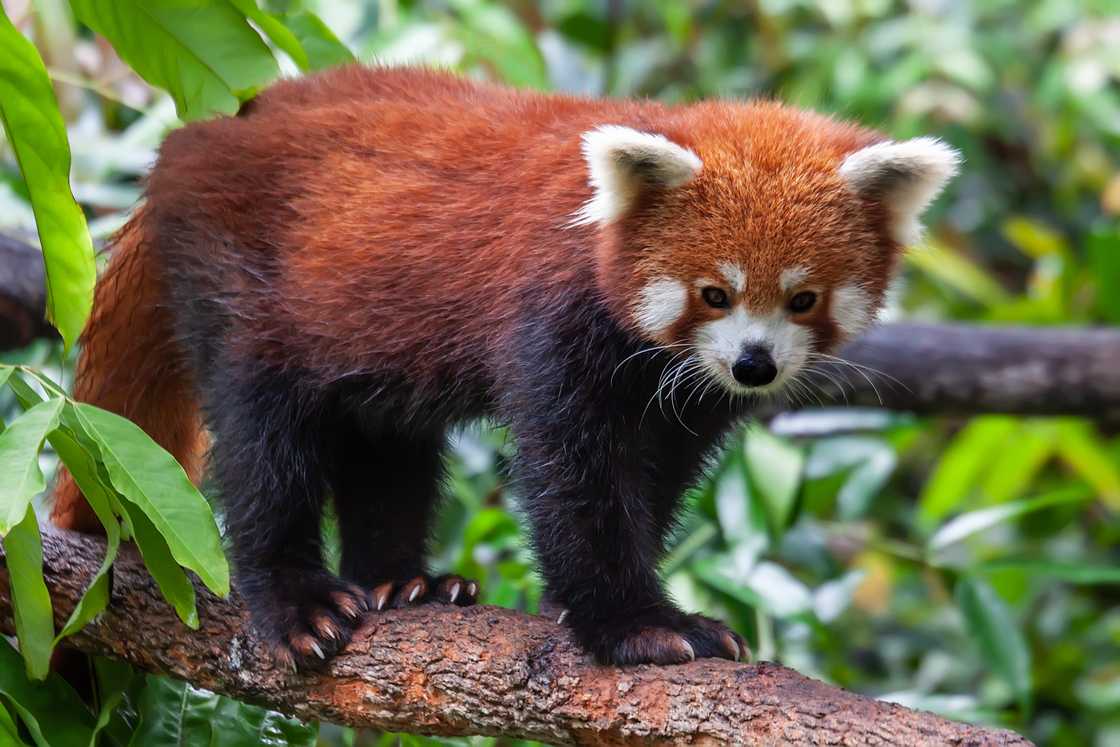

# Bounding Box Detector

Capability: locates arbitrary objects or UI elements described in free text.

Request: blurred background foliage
[1,0,1119,745]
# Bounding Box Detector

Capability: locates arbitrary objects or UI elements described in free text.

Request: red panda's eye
[788,291,818,313]
[702,287,730,309]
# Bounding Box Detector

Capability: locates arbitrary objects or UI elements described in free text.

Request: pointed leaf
[89,658,136,747]
[229,1,353,71]
[73,403,228,596]
[2,507,54,680]
[955,577,1032,712]
[917,416,1020,528]
[0,639,95,747]
[0,397,64,535]
[281,11,354,70]
[743,424,804,536]
[928,487,1090,553]
[0,700,26,746]
[116,498,199,628]
[0,8,96,350]
[128,675,316,747]
[69,0,279,120]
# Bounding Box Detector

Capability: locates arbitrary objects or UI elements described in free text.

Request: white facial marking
[780,265,810,292]
[717,262,746,292]
[693,305,811,393]
[571,125,702,227]
[839,137,961,245]
[831,283,874,339]
[634,278,688,336]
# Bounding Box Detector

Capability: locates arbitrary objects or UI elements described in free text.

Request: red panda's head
[575,102,959,396]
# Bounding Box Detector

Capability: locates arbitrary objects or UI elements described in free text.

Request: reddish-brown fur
[52,210,207,532]
[51,66,907,667]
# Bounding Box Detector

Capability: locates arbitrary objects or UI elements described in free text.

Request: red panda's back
[146,67,646,381]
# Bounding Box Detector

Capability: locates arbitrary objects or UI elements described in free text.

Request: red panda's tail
[51,209,207,533]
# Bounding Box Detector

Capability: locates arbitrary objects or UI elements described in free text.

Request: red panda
[52,65,958,669]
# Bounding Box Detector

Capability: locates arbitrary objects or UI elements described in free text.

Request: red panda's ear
[572,125,702,226]
[839,137,961,245]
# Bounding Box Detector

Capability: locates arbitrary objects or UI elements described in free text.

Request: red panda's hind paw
[586,612,748,666]
[680,613,750,663]
[370,574,479,611]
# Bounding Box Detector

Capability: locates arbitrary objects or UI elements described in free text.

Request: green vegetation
[1,1,1117,745]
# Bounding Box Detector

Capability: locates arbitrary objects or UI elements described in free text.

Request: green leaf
[447,0,549,90]
[90,658,136,747]
[2,507,54,680]
[743,424,804,535]
[69,0,280,120]
[1052,419,1120,509]
[0,700,26,747]
[227,1,352,72]
[73,403,229,596]
[977,421,1056,505]
[0,8,96,351]
[46,426,121,640]
[1002,216,1070,260]
[928,486,1091,554]
[0,639,95,747]
[54,522,118,642]
[713,457,768,569]
[117,498,199,629]
[805,436,896,520]
[978,558,1120,585]
[0,397,64,535]
[0,368,12,395]
[128,675,317,747]
[228,0,310,69]
[917,416,1020,529]
[905,241,1011,306]
[1087,226,1120,323]
[955,577,1032,712]
[282,12,354,70]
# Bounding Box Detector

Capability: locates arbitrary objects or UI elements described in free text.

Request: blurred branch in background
[817,324,1120,420]
[0,528,1031,747]
[4,232,1116,420]
[0,233,58,351]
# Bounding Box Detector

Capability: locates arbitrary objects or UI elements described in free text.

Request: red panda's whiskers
[666,355,704,434]
[799,364,854,405]
[640,348,695,428]
[807,353,910,394]
[788,374,827,408]
[611,342,692,385]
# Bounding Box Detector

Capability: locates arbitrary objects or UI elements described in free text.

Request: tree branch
[1,528,1029,746]
[2,230,1119,419]
[823,323,1120,418]
[0,233,57,352]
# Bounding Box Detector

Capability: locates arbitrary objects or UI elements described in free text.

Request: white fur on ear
[839,137,960,245]
[571,125,702,226]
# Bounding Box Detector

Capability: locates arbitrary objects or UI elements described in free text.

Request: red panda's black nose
[731,346,778,387]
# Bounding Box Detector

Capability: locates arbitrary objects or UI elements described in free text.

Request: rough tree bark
[0,529,1029,746]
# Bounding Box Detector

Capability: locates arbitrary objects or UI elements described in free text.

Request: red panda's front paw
[258,575,372,672]
[369,574,479,611]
